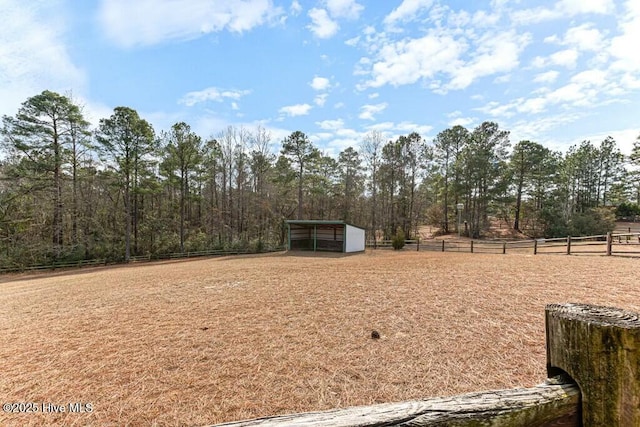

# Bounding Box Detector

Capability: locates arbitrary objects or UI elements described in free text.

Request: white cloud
[564,24,604,51]
[361,31,466,89]
[533,70,560,84]
[309,76,331,106]
[359,103,388,120]
[531,56,547,68]
[509,113,585,150]
[447,9,471,28]
[0,0,86,119]
[384,0,434,27]
[98,0,284,48]
[190,115,292,150]
[512,0,614,24]
[368,93,379,99]
[279,103,312,116]
[140,109,190,135]
[314,94,328,107]
[290,0,302,15]
[316,119,344,130]
[476,100,518,118]
[558,0,614,15]
[353,56,371,76]
[550,49,579,68]
[326,137,363,157]
[362,121,432,140]
[360,26,529,92]
[366,122,395,132]
[446,31,531,90]
[518,97,548,114]
[580,128,640,155]
[336,128,360,138]
[307,8,339,38]
[610,0,640,72]
[571,69,607,86]
[547,83,596,107]
[363,25,376,35]
[480,66,612,119]
[470,9,500,28]
[316,127,366,157]
[179,87,251,106]
[448,116,476,127]
[77,97,119,127]
[534,49,579,69]
[310,76,331,91]
[511,8,557,25]
[325,0,363,19]
[345,35,360,46]
[312,132,334,141]
[395,121,433,136]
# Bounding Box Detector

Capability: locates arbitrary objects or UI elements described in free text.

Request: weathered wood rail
[0,246,287,273]
[210,303,640,427]
[367,232,640,257]
[212,383,580,426]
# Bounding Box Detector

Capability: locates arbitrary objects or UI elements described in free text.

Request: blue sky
[1,0,639,157]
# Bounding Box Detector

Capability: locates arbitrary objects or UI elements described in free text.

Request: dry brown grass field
[1,250,639,426]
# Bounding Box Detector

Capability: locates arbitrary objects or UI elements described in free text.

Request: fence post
[442,240,445,252]
[566,236,571,255]
[502,242,506,254]
[534,239,538,255]
[470,240,474,253]
[417,237,420,252]
[546,303,640,426]
[607,232,612,256]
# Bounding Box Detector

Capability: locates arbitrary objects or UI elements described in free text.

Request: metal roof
[286,220,365,230]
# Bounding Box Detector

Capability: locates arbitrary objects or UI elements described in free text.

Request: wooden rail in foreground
[210,303,640,427]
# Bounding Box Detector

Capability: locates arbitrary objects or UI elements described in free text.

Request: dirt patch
[615,221,640,234]
[419,218,529,241]
[1,251,639,426]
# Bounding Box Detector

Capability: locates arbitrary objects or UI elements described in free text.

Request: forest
[1,90,640,267]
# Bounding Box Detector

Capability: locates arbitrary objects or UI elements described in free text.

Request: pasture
[1,251,639,426]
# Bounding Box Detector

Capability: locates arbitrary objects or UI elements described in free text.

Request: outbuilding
[286,220,366,253]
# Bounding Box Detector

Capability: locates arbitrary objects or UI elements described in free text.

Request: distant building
[286,220,365,253]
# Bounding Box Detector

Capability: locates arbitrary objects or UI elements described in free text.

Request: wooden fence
[0,258,109,273]
[366,239,421,250]
[0,246,286,274]
[367,232,640,257]
[211,303,640,426]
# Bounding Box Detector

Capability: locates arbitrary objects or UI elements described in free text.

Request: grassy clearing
[1,250,639,426]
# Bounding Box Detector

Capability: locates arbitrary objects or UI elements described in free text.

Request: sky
[1,0,639,158]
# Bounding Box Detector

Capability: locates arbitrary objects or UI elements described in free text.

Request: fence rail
[0,246,286,274]
[367,232,640,257]
[366,239,420,249]
[211,303,640,426]
[0,258,108,274]
[215,383,580,426]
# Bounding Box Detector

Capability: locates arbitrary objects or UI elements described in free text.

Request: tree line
[1,90,639,267]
